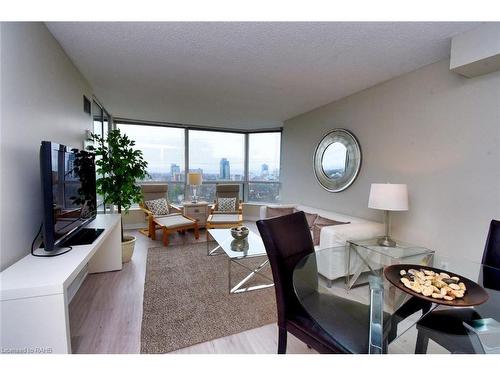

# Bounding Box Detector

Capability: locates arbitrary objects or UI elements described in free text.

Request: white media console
[0,214,122,354]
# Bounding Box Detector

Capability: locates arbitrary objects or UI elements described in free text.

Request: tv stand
[61,228,104,247]
[0,214,122,353]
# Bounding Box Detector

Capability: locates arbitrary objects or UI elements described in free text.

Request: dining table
[292,246,500,354]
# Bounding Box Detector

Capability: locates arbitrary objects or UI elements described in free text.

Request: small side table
[181,201,209,228]
[345,238,434,290]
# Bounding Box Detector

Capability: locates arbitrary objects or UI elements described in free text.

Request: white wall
[281,59,500,262]
[1,23,94,271]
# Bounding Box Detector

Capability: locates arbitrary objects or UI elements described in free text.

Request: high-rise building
[261,163,269,177]
[219,158,230,180]
[170,163,181,181]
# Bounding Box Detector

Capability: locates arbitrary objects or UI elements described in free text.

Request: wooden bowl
[384,264,489,307]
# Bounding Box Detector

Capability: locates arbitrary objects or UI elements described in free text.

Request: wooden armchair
[138,184,181,238]
[209,184,243,214]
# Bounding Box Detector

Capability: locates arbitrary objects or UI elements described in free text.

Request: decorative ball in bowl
[230,226,249,240]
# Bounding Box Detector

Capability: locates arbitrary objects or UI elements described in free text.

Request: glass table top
[348,238,434,259]
[207,229,266,259]
[293,246,500,354]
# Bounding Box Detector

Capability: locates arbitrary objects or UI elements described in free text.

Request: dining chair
[414,219,500,354]
[256,211,385,354]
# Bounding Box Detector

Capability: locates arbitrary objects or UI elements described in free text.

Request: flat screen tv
[40,141,97,251]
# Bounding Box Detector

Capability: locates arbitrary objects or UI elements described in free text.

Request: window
[189,130,244,181]
[117,124,186,203]
[117,123,281,204]
[247,132,281,202]
[92,101,111,211]
[189,130,245,202]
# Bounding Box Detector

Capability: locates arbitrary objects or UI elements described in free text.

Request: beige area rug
[140,241,277,353]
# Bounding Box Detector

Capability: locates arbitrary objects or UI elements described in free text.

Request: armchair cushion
[155,214,195,229]
[144,198,170,216]
[217,197,237,212]
[208,214,242,224]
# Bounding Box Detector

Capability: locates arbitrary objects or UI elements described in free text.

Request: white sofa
[259,204,384,285]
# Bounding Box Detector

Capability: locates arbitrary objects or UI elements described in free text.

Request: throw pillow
[218,197,237,212]
[293,208,318,229]
[144,198,169,216]
[311,216,349,246]
[266,206,295,218]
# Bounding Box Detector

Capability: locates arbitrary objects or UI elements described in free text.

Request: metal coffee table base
[228,257,274,294]
[207,241,225,256]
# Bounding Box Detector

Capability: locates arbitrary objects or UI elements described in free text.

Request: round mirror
[321,142,347,179]
[313,129,361,192]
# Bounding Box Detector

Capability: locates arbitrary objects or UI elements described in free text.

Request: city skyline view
[117,124,280,180]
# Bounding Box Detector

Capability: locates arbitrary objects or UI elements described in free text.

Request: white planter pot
[122,235,137,263]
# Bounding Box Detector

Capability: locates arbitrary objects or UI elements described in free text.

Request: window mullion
[244,133,249,202]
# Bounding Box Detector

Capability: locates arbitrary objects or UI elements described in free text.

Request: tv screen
[40,141,97,250]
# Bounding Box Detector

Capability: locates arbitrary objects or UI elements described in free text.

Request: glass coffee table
[207,229,274,294]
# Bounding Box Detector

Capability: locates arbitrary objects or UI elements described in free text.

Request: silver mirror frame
[313,129,362,193]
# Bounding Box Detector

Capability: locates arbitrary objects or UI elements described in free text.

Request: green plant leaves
[89,129,149,214]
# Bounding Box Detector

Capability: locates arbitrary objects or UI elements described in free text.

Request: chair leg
[162,228,169,247]
[278,327,287,354]
[194,223,199,240]
[149,217,156,240]
[415,331,429,354]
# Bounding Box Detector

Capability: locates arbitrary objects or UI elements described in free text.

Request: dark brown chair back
[482,220,500,269]
[481,220,500,291]
[257,211,315,326]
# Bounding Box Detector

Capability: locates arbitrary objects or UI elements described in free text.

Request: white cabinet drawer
[185,207,206,216]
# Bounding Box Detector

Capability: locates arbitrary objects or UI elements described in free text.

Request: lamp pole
[377,210,396,247]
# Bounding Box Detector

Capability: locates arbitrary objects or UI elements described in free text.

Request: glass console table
[345,238,434,289]
[293,247,500,354]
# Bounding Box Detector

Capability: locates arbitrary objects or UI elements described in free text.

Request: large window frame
[92,98,112,212]
[115,119,282,203]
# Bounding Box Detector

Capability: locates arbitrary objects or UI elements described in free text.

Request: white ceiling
[46,22,481,129]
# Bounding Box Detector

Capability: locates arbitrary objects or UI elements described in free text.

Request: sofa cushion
[145,198,169,216]
[266,206,295,218]
[294,208,318,229]
[296,205,366,224]
[312,216,349,246]
[319,222,385,248]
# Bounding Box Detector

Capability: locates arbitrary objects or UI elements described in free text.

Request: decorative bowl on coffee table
[230,226,249,240]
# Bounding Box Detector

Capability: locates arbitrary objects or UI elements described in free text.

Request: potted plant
[88,129,148,263]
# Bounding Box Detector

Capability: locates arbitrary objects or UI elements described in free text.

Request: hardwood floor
[69,225,314,354]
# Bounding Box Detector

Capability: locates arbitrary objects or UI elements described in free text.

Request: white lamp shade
[187,172,202,186]
[368,183,409,211]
